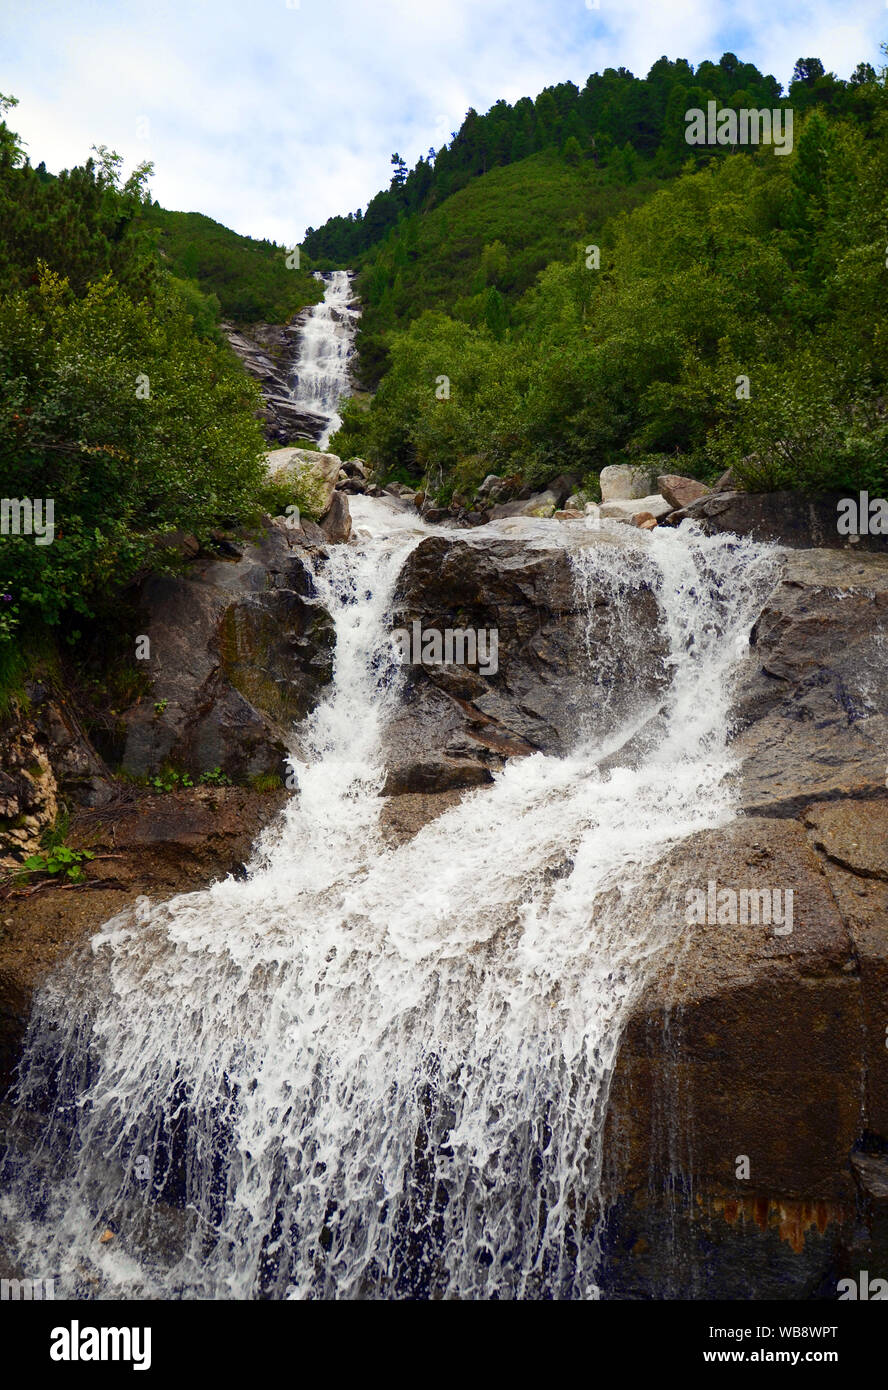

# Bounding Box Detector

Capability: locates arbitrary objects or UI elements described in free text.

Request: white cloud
[1,0,883,244]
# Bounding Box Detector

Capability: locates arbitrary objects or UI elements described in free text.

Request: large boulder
[265,447,343,518]
[657,473,710,509]
[319,490,352,543]
[685,489,888,551]
[599,494,673,524]
[602,812,880,1298]
[599,464,659,501]
[730,549,888,815]
[490,489,560,520]
[119,519,334,783]
[382,533,670,794]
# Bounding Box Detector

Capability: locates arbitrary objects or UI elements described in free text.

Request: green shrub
[0,266,268,643]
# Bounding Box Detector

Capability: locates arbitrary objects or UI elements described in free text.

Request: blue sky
[2,0,884,245]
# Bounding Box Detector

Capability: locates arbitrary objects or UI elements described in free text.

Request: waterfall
[289,270,359,449]
[0,505,779,1300]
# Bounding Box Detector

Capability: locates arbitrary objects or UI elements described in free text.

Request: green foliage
[351,152,661,384]
[304,52,805,267]
[150,768,194,793]
[0,265,269,642]
[0,100,307,655]
[199,766,232,787]
[21,845,95,883]
[340,86,888,499]
[139,206,324,324]
[249,771,283,792]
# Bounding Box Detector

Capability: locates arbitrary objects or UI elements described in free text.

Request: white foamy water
[290,270,359,448]
[0,505,779,1299]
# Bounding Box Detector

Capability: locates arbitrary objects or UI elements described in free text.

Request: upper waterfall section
[289,269,360,449]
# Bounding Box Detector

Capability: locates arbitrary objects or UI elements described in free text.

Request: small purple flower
[1,594,12,602]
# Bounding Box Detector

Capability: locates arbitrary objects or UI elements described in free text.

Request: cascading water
[289,270,359,449]
[0,504,779,1299]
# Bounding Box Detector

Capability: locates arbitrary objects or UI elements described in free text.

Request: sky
[1,0,885,246]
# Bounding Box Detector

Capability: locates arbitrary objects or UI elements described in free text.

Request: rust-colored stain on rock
[699,1193,844,1253]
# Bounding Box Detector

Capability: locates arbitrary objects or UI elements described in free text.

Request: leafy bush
[0,266,268,642]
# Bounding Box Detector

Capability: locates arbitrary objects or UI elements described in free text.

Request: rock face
[602,807,887,1298]
[382,533,669,794]
[223,320,327,445]
[730,549,888,815]
[598,545,888,1296]
[685,489,888,551]
[0,693,114,866]
[119,519,334,783]
[599,464,658,501]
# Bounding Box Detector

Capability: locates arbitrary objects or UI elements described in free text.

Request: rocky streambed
[1,478,887,1297]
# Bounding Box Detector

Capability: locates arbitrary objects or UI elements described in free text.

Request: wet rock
[378,790,468,846]
[804,799,888,1137]
[383,534,669,794]
[730,549,888,815]
[602,815,867,1295]
[319,490,352,544]
[119,518,334,783]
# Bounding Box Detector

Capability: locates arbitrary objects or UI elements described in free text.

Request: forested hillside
[309,52,888,502]
[0,95,308,669]
[305,53,877,263]
[139,204,322,324]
